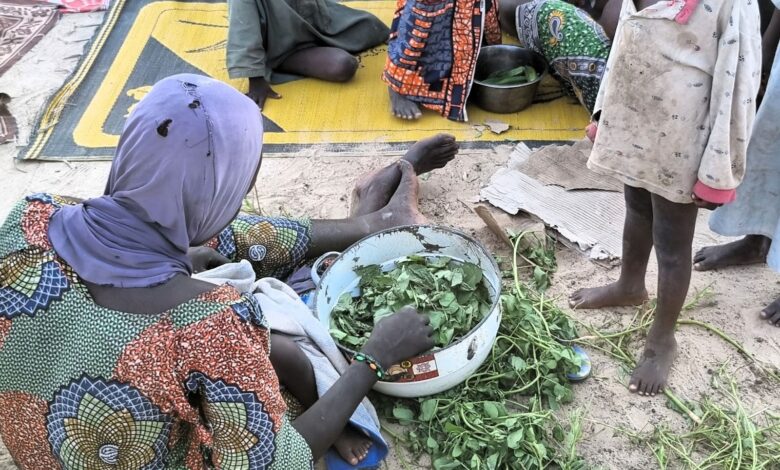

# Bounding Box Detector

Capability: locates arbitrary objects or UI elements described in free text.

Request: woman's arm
[291,306,434,459]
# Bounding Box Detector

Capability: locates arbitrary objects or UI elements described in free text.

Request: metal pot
[314,225,502,398]
[470,45,547,114]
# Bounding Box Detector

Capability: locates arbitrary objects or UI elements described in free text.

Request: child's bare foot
[569,282,648,309]
[402,134,459,174]
[693,235,770,271]
[334,427,372,465]
[629,334,677,396]
[760,296,780,326]
[389,88,422,120]
[371,160,427,228]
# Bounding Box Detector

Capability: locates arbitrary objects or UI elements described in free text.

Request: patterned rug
[22,0,589,161]
[0,1,59,76]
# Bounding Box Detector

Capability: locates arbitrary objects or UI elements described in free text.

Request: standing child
[570,0,761,396]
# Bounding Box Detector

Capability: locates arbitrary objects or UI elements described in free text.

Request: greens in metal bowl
[329,255,492,350]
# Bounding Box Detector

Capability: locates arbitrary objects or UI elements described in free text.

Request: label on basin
[384,354,439,383]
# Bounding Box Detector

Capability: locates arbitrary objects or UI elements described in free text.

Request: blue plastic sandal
[567,345,592,382]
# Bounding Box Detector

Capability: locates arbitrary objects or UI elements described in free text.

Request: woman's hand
[247,77,281,110]
[291,306,433,460]
[361,306,435,369]
[187,247,230,273]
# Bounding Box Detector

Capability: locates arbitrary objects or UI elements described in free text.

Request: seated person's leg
[270,334,372,465]
[278,47,359,83]
[270,334,318,407]
[309,160,426,254]
[215,136,458,277]
[351,134,459,216]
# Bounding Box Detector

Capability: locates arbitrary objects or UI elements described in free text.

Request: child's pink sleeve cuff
[693,180,736,204]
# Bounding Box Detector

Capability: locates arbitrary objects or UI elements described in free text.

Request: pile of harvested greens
[481,65,539,86]
[329,256,492,350]
[373,234,587,469]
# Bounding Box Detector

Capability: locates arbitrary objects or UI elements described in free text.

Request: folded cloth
[194,261,387,470]
[287,264,317,296]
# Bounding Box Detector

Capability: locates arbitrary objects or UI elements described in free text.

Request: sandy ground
[1,12,779,470]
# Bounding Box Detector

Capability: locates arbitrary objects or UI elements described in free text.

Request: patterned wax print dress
[382,0,502,121]
[0,194,313,469]
[588,0,761,203]
[515,0,612,113]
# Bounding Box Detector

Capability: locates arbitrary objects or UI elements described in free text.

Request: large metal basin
[314,225,502,398]
[470,45,547,114]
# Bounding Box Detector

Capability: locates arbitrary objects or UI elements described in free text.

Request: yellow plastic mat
[23,0,589,161]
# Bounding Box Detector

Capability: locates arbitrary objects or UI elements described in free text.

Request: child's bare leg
[570,186,653,308]
[629,196,698,396]
[270,334,318,406]
[270,334,371,464]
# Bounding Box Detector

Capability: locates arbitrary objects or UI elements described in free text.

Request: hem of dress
[708,218,778,241]
[227,68,267,80]
[587,159,693,204]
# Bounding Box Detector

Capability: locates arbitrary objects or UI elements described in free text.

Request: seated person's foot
[693,235,770,271]
[351,135,457,216]
[402,133,459,175]
[569,282,648,309]
[760,296,780,326]
[372,160,427,228]
[334,426,372,465]
[389,88,422,120]
[629,334,677,396]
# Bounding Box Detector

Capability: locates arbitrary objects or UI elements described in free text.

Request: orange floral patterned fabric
[383,0,501,121]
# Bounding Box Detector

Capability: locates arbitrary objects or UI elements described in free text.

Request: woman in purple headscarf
[0,74,460,469]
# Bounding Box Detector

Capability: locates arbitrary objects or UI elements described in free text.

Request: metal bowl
[470,45,547,114]
[314,225,502,398]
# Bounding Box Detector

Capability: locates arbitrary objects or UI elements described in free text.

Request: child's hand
[691,194,722,211]
[585,122,598,142]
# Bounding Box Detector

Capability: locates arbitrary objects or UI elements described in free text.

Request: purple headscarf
[48,74,263,288]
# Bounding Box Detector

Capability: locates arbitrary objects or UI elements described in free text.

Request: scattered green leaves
[623,366,780,469]
[329,256,492,350]
[375,232,586,469]
[481,65,539,86]
[573,286,780,469]
[508,230,557,291]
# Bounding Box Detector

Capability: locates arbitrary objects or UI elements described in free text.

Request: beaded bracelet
[352,352,386,379]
